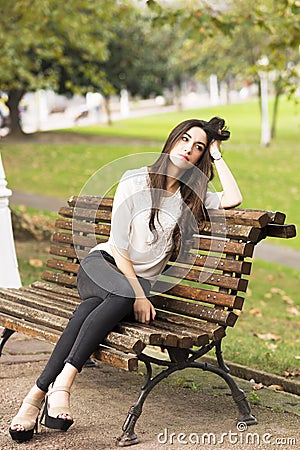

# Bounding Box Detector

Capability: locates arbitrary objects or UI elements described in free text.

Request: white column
[260,72,271,146]
[0,153,22,288]
[120,89,130,118]
[257,56,271,147]
[209,74,219,105]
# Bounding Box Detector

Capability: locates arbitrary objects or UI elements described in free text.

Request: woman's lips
[179,154,189,161]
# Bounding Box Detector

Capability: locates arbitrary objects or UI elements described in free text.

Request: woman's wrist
[210,147,222,161]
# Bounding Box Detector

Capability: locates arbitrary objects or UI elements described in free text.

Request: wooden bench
[0,196,296,446]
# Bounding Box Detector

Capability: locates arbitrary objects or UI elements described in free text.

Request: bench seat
[0,195,296,446]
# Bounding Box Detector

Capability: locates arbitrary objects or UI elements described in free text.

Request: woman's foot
[40,385,73,431]
[9,387,45,442]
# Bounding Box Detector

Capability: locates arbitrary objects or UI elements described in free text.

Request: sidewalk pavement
[0,330,299,450]
[10,190,300,270]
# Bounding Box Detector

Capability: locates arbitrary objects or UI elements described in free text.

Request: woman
[9,116,242,442]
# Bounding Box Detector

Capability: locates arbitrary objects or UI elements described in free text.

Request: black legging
[36,250,151,392]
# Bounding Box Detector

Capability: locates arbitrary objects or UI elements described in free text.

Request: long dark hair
[148,116,230,255]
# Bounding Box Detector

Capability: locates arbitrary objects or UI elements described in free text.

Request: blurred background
[0,0,299,141]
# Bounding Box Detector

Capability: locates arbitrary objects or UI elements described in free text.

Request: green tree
[147,0,300,141]
[0,0,116,135]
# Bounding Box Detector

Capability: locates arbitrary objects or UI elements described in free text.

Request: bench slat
[18,287,78,311]
[93,346,138,372]
[116,323,164,346]
[171,254,252,275]
[0,313,60,345]
[50,244,89,262]
[207,209,270,227]
[0,296,68,331]
[153,319,209,347]
[237,209,286,225]
[68,196,113,209]
[151,282,244,309]
[155,311,225,341]
[145,322,193,348]
[55,219,111,237]
[265,224,296,239]
[190,237,254,257]
[59,206,111,222]
[103,332,145,355]
[21,287,79,308]
[151,296,238,327]
[31,281,79,298]
[42,270,77,288]
[199,223,261,242]
[46,259,79,274]
[165,266,248,292]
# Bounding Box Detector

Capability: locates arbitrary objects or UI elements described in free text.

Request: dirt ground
[1,347,299,450]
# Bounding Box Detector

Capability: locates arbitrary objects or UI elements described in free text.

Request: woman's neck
[165,177,180,194]
[165,162,185,193]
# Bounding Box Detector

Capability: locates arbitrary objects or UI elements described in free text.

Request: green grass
[223,259,300,376]
[1,96,299,248]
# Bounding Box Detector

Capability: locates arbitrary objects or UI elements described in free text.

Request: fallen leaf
[249,308,262,317]
[265,343,278,351]
[286,306,300,316]
[267,275,275,283]
[254,333,280,341]
[282,295,294,305]
[283,370,300,377]
[253,382,264,391]
[29,259,43,268]
[264,293,272,299]
[295,356,300,360]
[270,287,285,296]
[268,384,284,391]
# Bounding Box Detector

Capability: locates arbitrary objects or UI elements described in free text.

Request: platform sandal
[9,396,44,442]
[40,385,73,431]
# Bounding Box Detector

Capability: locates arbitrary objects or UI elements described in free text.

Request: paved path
[11,190,300,270]
[1,331,299,450]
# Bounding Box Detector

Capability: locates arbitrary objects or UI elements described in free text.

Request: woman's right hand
[134,297,156,324]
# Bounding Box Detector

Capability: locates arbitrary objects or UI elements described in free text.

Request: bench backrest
[42,196,293,335]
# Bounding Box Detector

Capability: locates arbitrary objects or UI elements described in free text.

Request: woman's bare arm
[210,141,242,209]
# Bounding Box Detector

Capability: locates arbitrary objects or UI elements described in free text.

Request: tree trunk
[271,86,282,140]
[103,95,112,125]
[6,89,26,136]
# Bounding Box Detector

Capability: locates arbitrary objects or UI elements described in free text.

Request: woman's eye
[182,136,188,142]
[196,145,204,151]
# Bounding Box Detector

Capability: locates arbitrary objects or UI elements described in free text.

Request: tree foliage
[147,0,300,140]
[0,0,117,134]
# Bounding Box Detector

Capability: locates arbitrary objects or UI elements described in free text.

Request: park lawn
[14,238,300,377]
[223,259,300,377]
[1,97,299,249]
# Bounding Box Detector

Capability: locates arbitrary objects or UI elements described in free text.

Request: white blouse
[90,167,222,282]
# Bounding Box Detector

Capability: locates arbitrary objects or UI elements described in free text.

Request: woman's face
[169,126,207,170]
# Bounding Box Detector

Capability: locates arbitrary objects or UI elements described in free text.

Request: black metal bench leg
[117,360,178,447]
[191,361,257,426]
[0,328,15,357]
